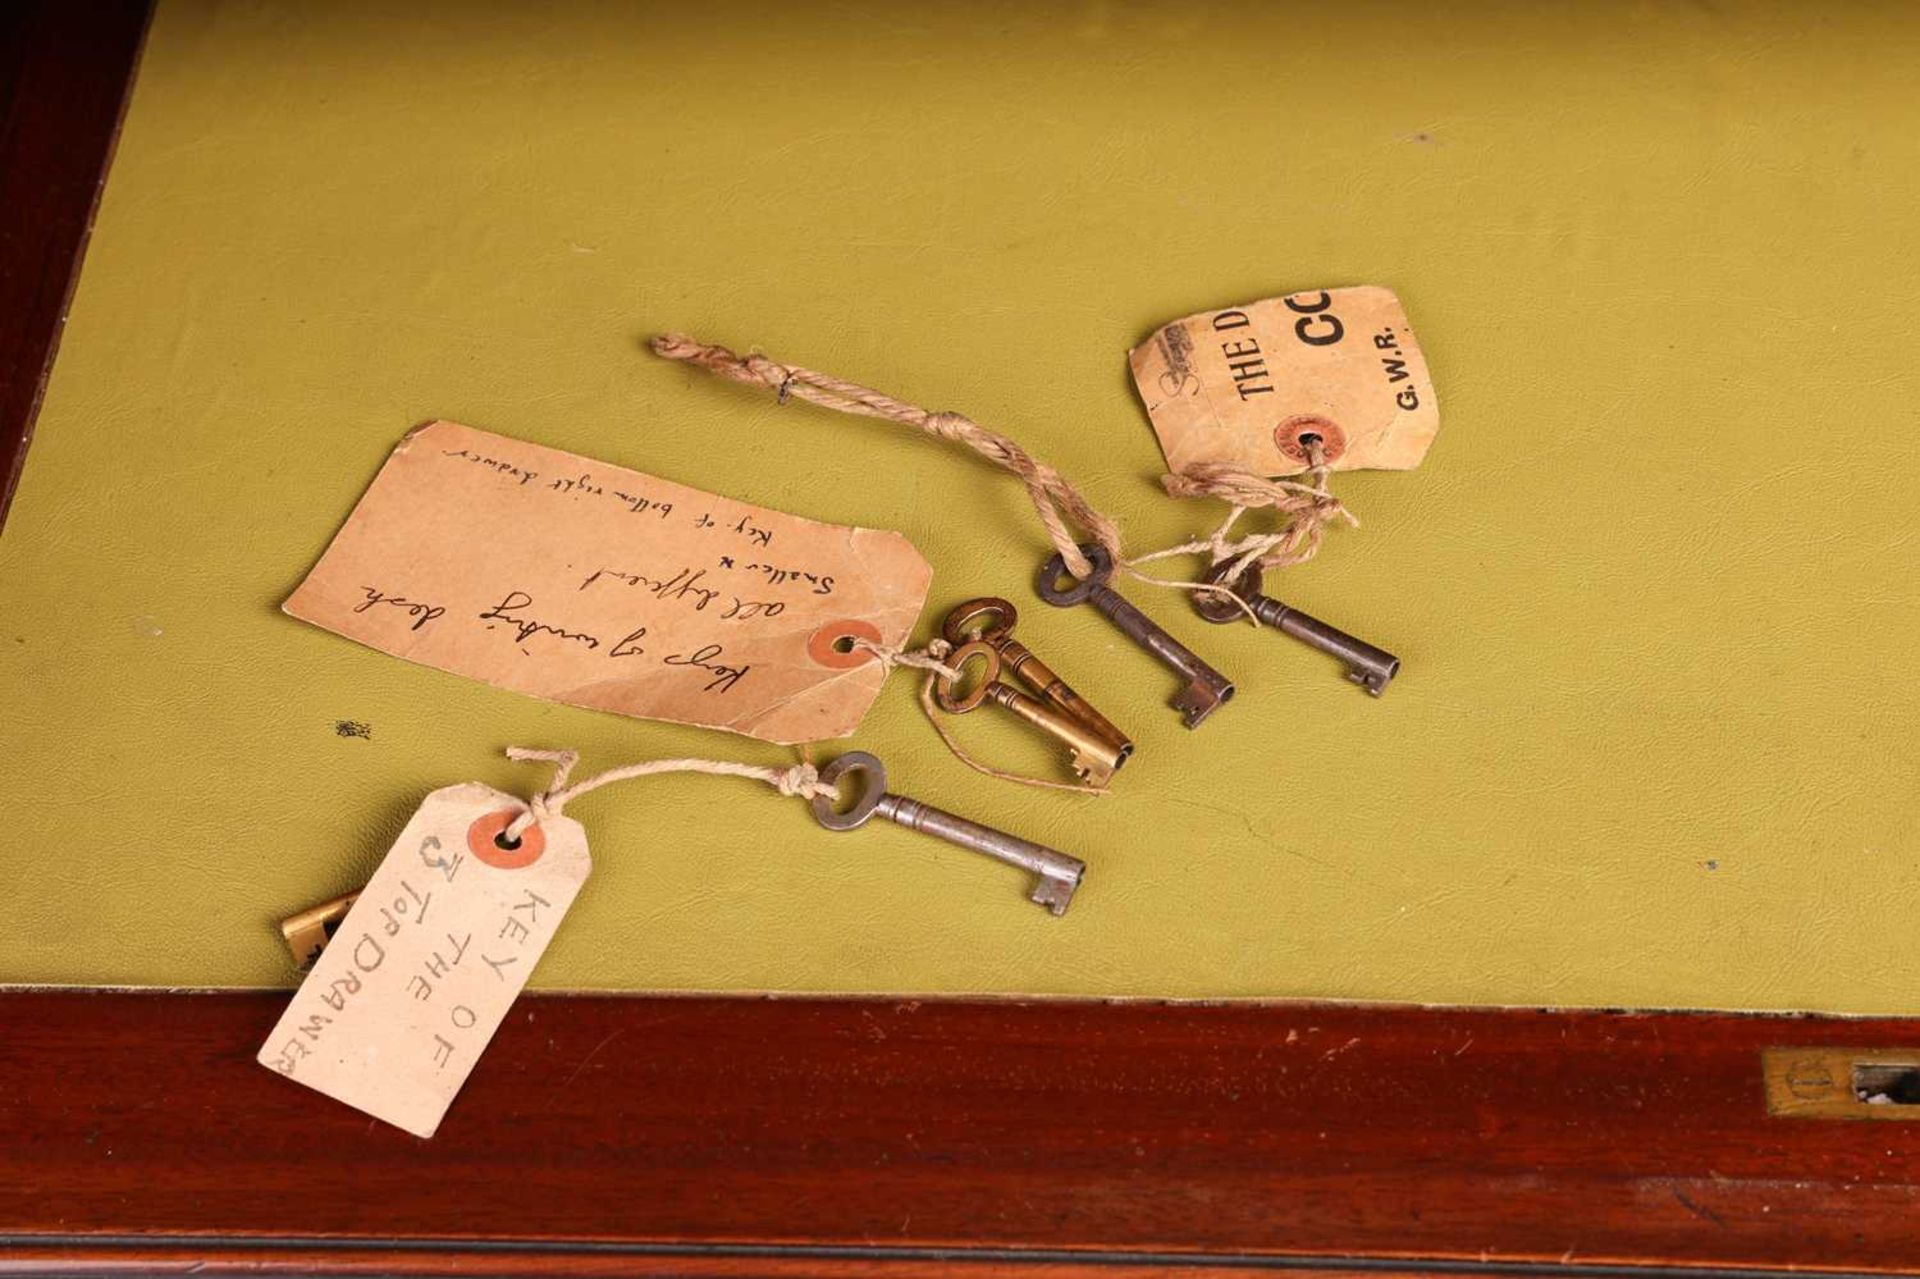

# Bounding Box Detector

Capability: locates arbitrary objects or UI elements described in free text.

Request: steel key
[810,751,1085,915]
[1035,542,1235,728]
[1193,560,1400,696]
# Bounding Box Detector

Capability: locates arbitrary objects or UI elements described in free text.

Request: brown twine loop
[651,334,1123,582]
[1126,431,1357,616]
[503,746,835,840]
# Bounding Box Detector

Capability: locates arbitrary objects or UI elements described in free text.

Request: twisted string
[504,746,834,840]
[652,334,1123,581]
[1127,436,1357,611]
[849,635,961,681]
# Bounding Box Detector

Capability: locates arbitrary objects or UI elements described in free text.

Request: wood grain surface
[6,991,1920,1274]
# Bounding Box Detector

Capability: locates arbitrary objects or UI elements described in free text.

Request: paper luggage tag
[285,421,933,744]
[1129,286,1439,477]
[258,783,588,1138]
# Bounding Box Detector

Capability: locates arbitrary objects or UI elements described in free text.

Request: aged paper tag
[285,421,932,744]
[258,783,589,1138]
[1129,286,1440,477]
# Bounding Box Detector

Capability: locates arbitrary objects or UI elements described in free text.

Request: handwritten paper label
[1129,286,1440,477]
[285,421,932,744]
[258,783,589,1138]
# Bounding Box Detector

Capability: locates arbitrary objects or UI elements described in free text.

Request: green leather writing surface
[2,0,1916,1011]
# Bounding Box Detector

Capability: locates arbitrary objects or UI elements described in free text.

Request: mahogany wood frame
[4,4,1920,1274]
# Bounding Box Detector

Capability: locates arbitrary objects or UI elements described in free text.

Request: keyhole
[1855,1063,1920,1105]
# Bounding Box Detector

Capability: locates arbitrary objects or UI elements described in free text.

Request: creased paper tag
[258,783,588,1138]
[1129,286,1439,477]
[285,421,932,744]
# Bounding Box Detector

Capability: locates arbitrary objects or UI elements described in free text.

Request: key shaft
[1035,543,1234,728]
[810,751,1084,915]
[875,793,1081,915]
[1195,560,1400,696]
[994,640,1131,753]
[982,677,1128,786]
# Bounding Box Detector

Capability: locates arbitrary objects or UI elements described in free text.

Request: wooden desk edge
[5,991,1920,1275]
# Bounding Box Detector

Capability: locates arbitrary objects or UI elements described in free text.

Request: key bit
[279,890,361,970]
[809,751,1085,915]
[1034,542,1234,728]
[1194,560,1400,696]
[935,639,1130,786]
[941,596,1132,758]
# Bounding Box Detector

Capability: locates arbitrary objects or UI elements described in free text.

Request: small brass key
[279,890,361,970]
[935,640,1130,785]
[810,751,1085,915]
[1036,542,1235,728]
[941,597,1132,757]
[1193,560,1401,696]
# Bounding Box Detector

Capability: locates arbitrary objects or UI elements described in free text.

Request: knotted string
[652,334,1124,581]
[1127,432,1358,618]
[504,746,835,840]
[654,333,1354,620]
[849,635,960,681]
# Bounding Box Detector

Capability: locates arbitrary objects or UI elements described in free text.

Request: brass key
[1193,560,1401,696]
[941,597,1132,758]
[810,751,1085,915]
[936,641,1130,785]
[1035,542,1235,728]
[279,890,361,970]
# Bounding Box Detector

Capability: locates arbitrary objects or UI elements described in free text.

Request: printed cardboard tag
[1129,286,1439,477]
[285,421,932,744]
[258,783,589,1138]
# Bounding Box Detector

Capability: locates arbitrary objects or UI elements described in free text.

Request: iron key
[810,751,1085,915]
[1193,560,1400,696]
[1035,542,1235,728]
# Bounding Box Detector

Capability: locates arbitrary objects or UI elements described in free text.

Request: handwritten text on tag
[1129,286,1439,477]
[257,783,589,1138]
[285,421,933,744]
